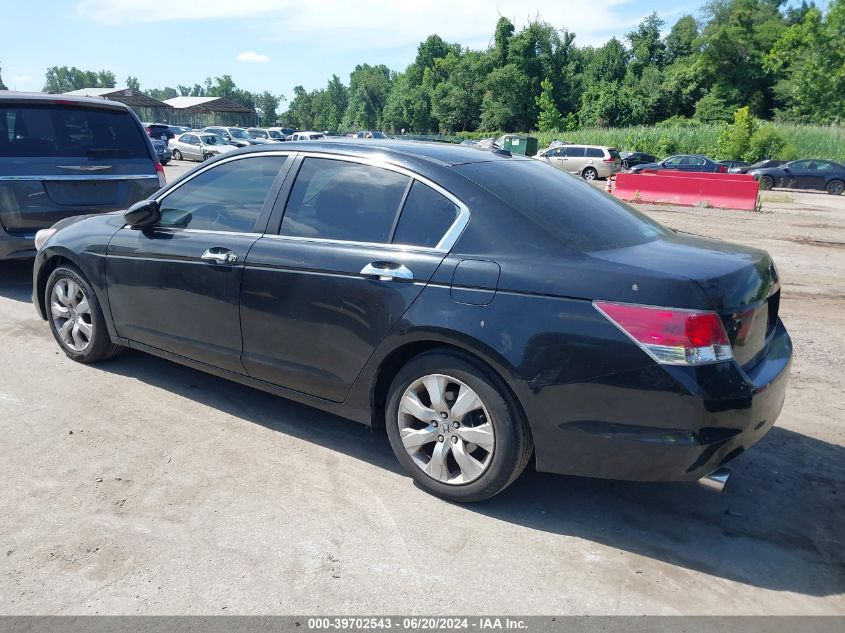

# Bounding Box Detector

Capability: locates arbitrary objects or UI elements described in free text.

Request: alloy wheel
[397,374,495,484]
[583,168,597,181]
[50,278,93,352]
[828,180,844,195]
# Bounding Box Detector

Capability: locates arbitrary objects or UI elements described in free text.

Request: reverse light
[594,301,733,366]
[155,160,166,188]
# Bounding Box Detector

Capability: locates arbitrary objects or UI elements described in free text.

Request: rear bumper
[514,320,793,481]
[0,230,36,260]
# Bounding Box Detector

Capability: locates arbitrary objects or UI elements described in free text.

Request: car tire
[582,167,598,181]
[827,179,844,195]
[45,264,123,363]
[172,149,182,161]
[759,175,775,190]
[385,350,533,502]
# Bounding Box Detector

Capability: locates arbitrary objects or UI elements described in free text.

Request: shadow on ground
[2,262,843,598]
[96,349,845,599]
[0,261,34,303]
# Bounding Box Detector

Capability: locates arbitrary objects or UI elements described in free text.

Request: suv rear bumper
[514,320,793,482]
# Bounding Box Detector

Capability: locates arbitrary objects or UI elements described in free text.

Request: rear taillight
[595,301,733,366]
[603,158,615,163]
[155,161,166,187]
[718,165,727,173]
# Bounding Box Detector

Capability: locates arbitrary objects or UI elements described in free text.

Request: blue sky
[4,0,709,101]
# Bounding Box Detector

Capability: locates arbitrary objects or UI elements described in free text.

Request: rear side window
[564,146,585,157]
[0,104,149,158]
[281,158,409,243]
[585,148,604,158]
[393,181,460,248]
[456,159,669,252]
[158,156,285,232]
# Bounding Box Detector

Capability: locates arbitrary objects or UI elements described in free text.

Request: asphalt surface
[0,166,843,614]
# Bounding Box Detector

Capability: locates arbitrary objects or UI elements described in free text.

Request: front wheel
[759,175,775,190]
[827,179,844,195]
[45,265,123,363]
[385,350,532,502]
[172,149,183,161]
[582,167,598,181]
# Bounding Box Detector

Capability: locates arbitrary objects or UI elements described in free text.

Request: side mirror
[124,199,160,229]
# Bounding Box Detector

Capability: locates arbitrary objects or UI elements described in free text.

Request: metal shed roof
[63,87,172,109]
[162,96,254,113]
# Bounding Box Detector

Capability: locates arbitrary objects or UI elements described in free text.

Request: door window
[665,156,685,166]
[392,181,460,248]
[811,161,836,171]
[157,156,285,232]
[563,146,585,157]
[790,160,812,170]
[280,158,410,243]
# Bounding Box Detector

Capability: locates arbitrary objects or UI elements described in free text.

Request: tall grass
[454,123,845,162]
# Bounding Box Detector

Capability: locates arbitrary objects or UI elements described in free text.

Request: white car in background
[289,131,326,141]
[170,133,238,162]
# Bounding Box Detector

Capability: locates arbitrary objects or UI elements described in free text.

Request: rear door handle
[201,247,239,264]
[360,262,414,281]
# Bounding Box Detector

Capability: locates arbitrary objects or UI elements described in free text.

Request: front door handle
[360,262,414,281]
[201,247,239,264]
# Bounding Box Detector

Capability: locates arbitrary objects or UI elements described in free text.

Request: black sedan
[31,141,792,502]
[750,159,845,195]
[728,159,786,174]
[630,154,727,173]
[620,151,657,170]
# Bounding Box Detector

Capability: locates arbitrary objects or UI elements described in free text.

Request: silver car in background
[170,133,237,162]
[536,144,621,180]
[247,127,286,142]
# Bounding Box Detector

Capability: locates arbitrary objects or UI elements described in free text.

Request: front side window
[393,181,460,248]
[665,156,684,166]
[790,160,812,170]
[281,158,409,243]
[157,156,285,232]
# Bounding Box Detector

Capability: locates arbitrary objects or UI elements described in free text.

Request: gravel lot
[1,166,843,615]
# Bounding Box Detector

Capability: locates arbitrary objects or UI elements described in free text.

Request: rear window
[609,149,621,160]
[455,160,670,252]
[585,148,604,158]
[0,104,149,158]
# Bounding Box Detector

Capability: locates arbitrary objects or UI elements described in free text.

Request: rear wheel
[827,179,844,195]
[385,350,532,502]
[582,167,598,181]
[172,149,183,160]
[45,265,123,363]
[759,175,775,190]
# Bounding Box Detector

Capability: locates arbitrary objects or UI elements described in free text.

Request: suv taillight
[155,160,166,187]
[595,301,733,366]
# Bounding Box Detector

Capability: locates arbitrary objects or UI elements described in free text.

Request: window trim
[153,151,293,235]
[273,151,470,253]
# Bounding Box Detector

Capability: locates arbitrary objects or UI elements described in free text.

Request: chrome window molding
[287,151,471,252]
[154,151,293,204]
[151,227,262,238]
[151,149,471,253]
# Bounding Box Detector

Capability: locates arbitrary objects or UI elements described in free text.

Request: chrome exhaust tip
[697,467,732,493]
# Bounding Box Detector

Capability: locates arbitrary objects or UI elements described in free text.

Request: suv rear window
[0,104,150,158]
[456,160,669,252]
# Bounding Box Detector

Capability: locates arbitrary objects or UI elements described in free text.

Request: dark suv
[145,123,175,143]
[0,92,164,259]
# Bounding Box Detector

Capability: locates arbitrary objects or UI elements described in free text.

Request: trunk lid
[593,231,781,368]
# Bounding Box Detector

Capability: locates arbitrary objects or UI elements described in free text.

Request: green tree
[665,15,699,63]
[126,76,140,92]
[257,91,281,126]
[480,63,533,131]
[285,85,315,129]
[343,64,392,130]
[715,106,759,158]
[765,0,845,123]
[536,78,564,131]
[43,66,116,93]
[0,63,7,90]
[626,12,666,77]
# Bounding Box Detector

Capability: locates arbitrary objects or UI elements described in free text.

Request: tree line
[1,0,841,134]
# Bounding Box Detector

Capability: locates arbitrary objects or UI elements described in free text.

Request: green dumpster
[500,135,539,157]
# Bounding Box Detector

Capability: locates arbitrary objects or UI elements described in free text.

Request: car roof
[229,139,534,167]
[0,90,131,111]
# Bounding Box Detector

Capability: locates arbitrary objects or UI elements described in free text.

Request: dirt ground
[0,175,843,615]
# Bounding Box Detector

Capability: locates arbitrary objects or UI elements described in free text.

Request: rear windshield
[609,149,621,160]
[0,104,150,158]
[456,159,670,252]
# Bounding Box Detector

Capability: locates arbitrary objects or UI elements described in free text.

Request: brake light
[603,158,615,163]
[154,160,166,187]
[718,165,727,173]
[594,301,733,365]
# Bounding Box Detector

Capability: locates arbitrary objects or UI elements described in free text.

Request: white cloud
[74,0,649,47]
[236,51,271,63]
